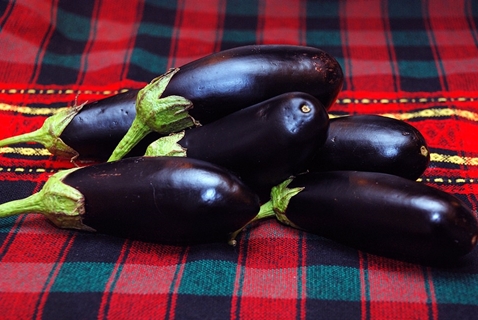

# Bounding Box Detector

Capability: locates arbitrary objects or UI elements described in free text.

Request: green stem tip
[228,200,276,246]
[0,105,82,160]
[108,68,196,162]
[227,178,306,245]
[0,168,95,232]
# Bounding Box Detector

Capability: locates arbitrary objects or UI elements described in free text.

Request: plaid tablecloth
[1,0,478,319]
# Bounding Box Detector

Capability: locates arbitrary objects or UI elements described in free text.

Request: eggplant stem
[227,180,306,246]
[0,169,95,232]
[0,106,81,160]
[227,200,276,246]
[107,117,153,162]
[255,200,276,220]
[0,192,46,218]
[107,68,195,162]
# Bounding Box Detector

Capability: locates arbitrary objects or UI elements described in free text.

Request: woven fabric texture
[1,0,478,319]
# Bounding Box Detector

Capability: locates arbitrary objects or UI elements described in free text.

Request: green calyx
[0,105,82,161]
[145,131,187,157]
[108,68,196,162]
[0,168,95,232]
[270,178,304,229]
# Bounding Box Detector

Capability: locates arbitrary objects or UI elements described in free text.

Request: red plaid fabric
[1,0,478,319]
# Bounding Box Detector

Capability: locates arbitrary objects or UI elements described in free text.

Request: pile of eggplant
[0,45,477,266]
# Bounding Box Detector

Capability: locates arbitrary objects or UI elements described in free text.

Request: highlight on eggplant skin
[0,157,261,245]
[308,115,430,180]
[269,171,478,265]
[146,92,330,201]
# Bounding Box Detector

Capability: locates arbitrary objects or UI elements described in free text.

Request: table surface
[1,1,478,319]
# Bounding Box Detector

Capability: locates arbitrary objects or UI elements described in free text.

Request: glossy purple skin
[309,115,430,180]
[285,171,478,264]
[61,45,343,160]
[163,45,343,123]
[62,157,260,244]
[179,92,329,201]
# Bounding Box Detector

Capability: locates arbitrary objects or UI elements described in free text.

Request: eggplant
[145,92,329,201]
[309,115,430,180]
[0,157,261,244]
[0,45,343,162]
[162,45,343,122]
[265,171,478,264]
[0,90,161,160]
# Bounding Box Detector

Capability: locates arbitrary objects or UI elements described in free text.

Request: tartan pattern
[1,0,478,319]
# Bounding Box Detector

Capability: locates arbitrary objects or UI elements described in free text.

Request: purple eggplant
[309,115,430,180]
[146,92,329,201]
[0,45,343,162]
[0,157,261,244]
[264,171,478,265]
